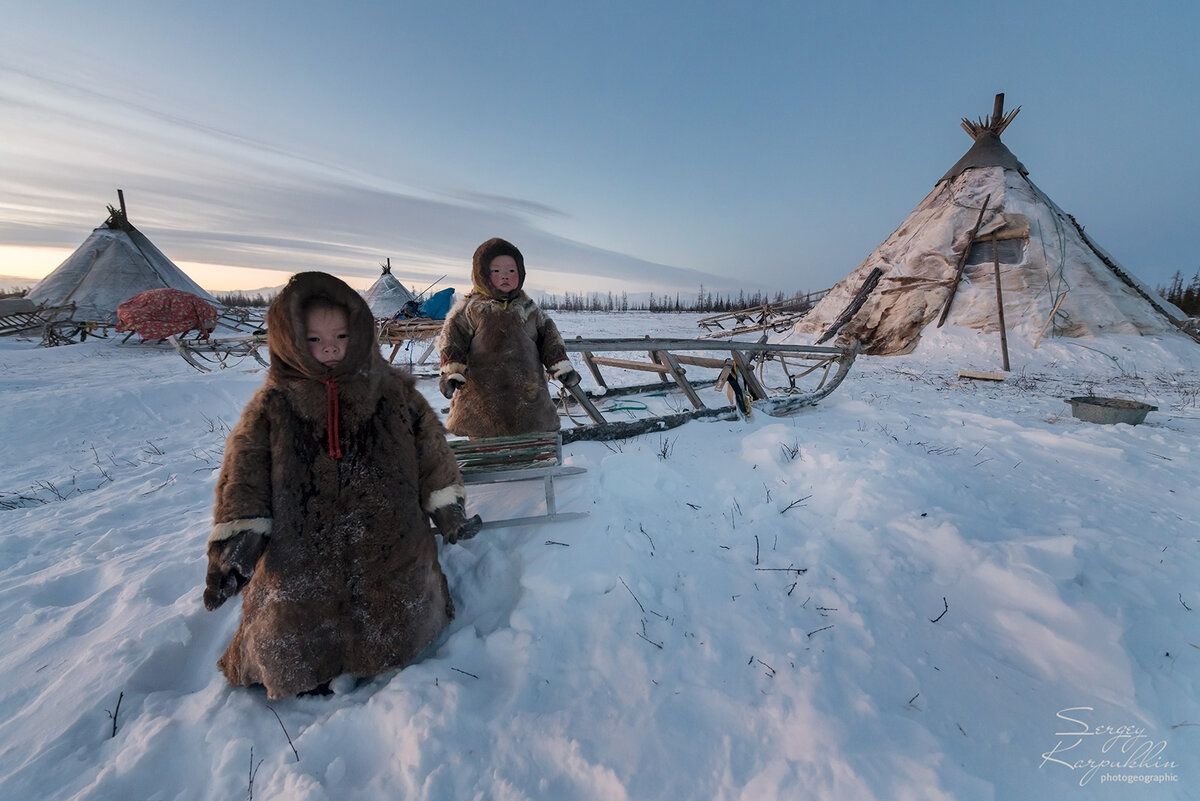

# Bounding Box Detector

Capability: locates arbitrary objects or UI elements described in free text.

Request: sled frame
[449,431,587,530]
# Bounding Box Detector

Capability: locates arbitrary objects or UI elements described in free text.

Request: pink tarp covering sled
[116,288,218,340]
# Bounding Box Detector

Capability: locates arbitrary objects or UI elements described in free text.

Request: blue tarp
[417,288,454,320]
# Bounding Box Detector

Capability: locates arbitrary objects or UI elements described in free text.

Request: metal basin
[1066,396,1157,425]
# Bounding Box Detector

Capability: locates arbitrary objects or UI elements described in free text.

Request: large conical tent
[790,95,1190,356]
[363,259,416,318]
[27,192,219,325]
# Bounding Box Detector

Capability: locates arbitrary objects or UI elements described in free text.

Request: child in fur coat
[436,238,580,438]
[203,271,480,699]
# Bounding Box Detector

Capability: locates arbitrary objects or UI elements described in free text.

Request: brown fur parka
[437,238,572,438]
[207,272,465,699]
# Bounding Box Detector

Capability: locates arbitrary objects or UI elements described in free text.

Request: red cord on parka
[324,377,343,459]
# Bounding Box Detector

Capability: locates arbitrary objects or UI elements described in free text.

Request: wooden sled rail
[448,431,587,530]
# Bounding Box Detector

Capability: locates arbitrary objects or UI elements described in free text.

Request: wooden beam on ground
[958,370,1006,381]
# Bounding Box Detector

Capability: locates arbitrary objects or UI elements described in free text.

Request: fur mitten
[439,372,466,399]
[203,529,268,610]
[430,501,483,544]
[549,360,581,387]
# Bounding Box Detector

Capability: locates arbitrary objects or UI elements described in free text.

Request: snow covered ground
[2,310,1198,800]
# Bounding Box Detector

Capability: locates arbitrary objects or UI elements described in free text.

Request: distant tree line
[215,290,273,307]
[536,286,808,313]
[1157,270,1200,317]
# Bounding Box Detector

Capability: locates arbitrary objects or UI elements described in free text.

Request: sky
[2,1,1198,299]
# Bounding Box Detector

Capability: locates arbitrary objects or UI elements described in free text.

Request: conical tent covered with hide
[363,260,416,318]
[27,194,219,325]
[790,95,1190,356]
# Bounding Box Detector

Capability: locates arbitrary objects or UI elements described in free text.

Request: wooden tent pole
[936,193,991,328]
[117,189,127,221]
[992,236,1010,371]
[1033,291,1068,349]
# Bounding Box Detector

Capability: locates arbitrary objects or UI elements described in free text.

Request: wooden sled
[378,318,444,366]
[170,333,269,372]
[449,431,587,530]
[556,337,858,442]
[696,290,828,339]
[0,299,77,338]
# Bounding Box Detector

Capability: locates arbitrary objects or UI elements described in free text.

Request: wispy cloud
[0,62,743,296]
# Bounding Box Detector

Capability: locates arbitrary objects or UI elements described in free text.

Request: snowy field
[2,310,1199,800]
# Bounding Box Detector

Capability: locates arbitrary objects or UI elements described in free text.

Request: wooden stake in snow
[992,237,1010,371]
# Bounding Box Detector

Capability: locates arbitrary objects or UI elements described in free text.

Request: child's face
[489,255,520,293]
[306,306,349,368]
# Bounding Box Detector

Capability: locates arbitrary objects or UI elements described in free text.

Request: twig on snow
[640,524,655,553]
[105,691,124,738]
[807,625,834,638]
[247,746,265,800]
[620,576,647,615]
[1181,594,1192,612]
[780,495,811,514]
[930,597,949,623]
[266,705,300,762]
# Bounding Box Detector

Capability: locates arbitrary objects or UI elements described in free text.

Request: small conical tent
[27,194,219,325]
[363,259,416,318]
[791,95,1190,356]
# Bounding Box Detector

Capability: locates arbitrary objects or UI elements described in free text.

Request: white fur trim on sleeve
[425,484,467,514]
[549,359,573,377]
[441,362,467,378]
[208,517,273,545]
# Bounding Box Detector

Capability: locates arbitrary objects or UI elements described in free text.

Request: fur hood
[472,237,526,302]
[266,270,381,383]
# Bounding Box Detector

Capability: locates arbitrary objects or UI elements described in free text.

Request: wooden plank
[564,338,846,355]
[460,465,586,484]
[672,353,731,369]
[957,370,1006,381]
[580,351,608,389]
[653,349,705,408]
[729,349,768,401]
[587,355,671,374]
